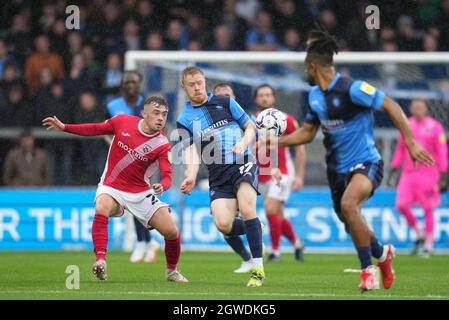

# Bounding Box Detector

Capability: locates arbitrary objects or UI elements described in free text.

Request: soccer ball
[255,108,287,136]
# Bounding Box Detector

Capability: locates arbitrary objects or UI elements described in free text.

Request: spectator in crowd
[48,18,68,56]
[3,130,51,187]
[40,82,75,186]
[0,39,18,77]
[81,43,102,87]
[103,52,123,102]
[164,19,188,50]
[219,0,249,50]
[272,0,305,39]
[65,31,84,66]
[4,84,33,127]
[318,8,343,41]
[63,52,94,100]
[136,0,161,40]
[94,1,123,57]
[280,28,304,51]
[235,0,260,23]
[144,31,165,51]
[186,14,207,44]
[423,33,439,52]
[0,63,23,94]
[112,18,141,54]
[74,91,108,185]
[346,0,379,51]
[24,34,64,96]
[187,40,203,51]
[245,10,279,51]
[6,14,34,66]
[38,2,57,34]
[209,25,234,51]
[397,15,422,51]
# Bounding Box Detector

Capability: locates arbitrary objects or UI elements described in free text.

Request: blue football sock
[370,237,384,259]
[357,246,373,269]
[244,218,263,259]
[230,216,246,236]
[224,235,251,262]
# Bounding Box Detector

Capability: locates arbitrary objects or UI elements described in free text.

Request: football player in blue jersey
[176,67,265,287]
[274,27,434,291]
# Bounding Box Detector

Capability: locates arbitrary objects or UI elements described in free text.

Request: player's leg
[264,197,283,261]
[211,197,252,270]
[279,206,305,261]
[395,173,424,254]
[341,172,394,291]
[148,206,188,282]
[236,182,265,287]
[92,193,122,280]
[130,216,153,263]
[416,183,437,257]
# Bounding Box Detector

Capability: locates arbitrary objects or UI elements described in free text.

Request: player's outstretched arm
[43,116,114,136]
[42,116,65,131]
[279,122,319,147]
[381,96,434,167]
[180,143,200,195]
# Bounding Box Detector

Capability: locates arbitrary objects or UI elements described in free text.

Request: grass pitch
[0,251,448,300]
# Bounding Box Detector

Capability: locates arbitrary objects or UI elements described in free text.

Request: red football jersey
[257,113,298,183]
[64,115,172,193]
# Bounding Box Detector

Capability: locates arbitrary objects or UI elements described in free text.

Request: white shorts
[259,175,294,202]
[95,185,169,228]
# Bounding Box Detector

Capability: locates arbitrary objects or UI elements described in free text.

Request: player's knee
[214,218,232,234]
[340,198,358,220]
[162,225,179,240]
[95,202,112,216]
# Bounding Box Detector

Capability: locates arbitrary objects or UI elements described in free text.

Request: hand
[232,140,246,154]
[271,168,282,186]
[180,176,196,195]
[152,183,164,195]
[406,141,435,167]
[292,176,304,191]
[42,116,65,131]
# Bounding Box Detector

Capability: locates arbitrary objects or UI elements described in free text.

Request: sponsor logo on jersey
[360,82,376,95]
[117,141,149,162]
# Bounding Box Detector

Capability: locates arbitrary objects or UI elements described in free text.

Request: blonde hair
[181,66,205,84]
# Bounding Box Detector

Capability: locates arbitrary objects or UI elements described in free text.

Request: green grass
[0,251,448,300]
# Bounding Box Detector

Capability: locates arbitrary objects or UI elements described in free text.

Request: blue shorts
[327,160,383,223]
[209,161,260,202]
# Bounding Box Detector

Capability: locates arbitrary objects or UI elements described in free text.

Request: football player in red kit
[42,96,188,283]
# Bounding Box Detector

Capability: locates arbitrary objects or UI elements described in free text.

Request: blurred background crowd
[1,0,448,187]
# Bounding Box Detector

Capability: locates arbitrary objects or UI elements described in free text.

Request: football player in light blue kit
[275,27,434,291]
[176,67,265,287]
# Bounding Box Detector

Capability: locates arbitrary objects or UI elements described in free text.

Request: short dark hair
[305,23,339,67]
[213,82,233,92]
[121,70,143,85]
[144,95,169,109]
[253,84,275,99]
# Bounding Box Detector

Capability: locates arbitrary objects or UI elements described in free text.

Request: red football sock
[267,214,282,251]
[165,235,181,270]
[281,219,298,245]
[92,214,109,261]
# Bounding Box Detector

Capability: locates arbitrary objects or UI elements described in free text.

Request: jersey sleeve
[157,144,173,191]
[349,80,385,111]
[229,97,250,128]
[64,120,115,136]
